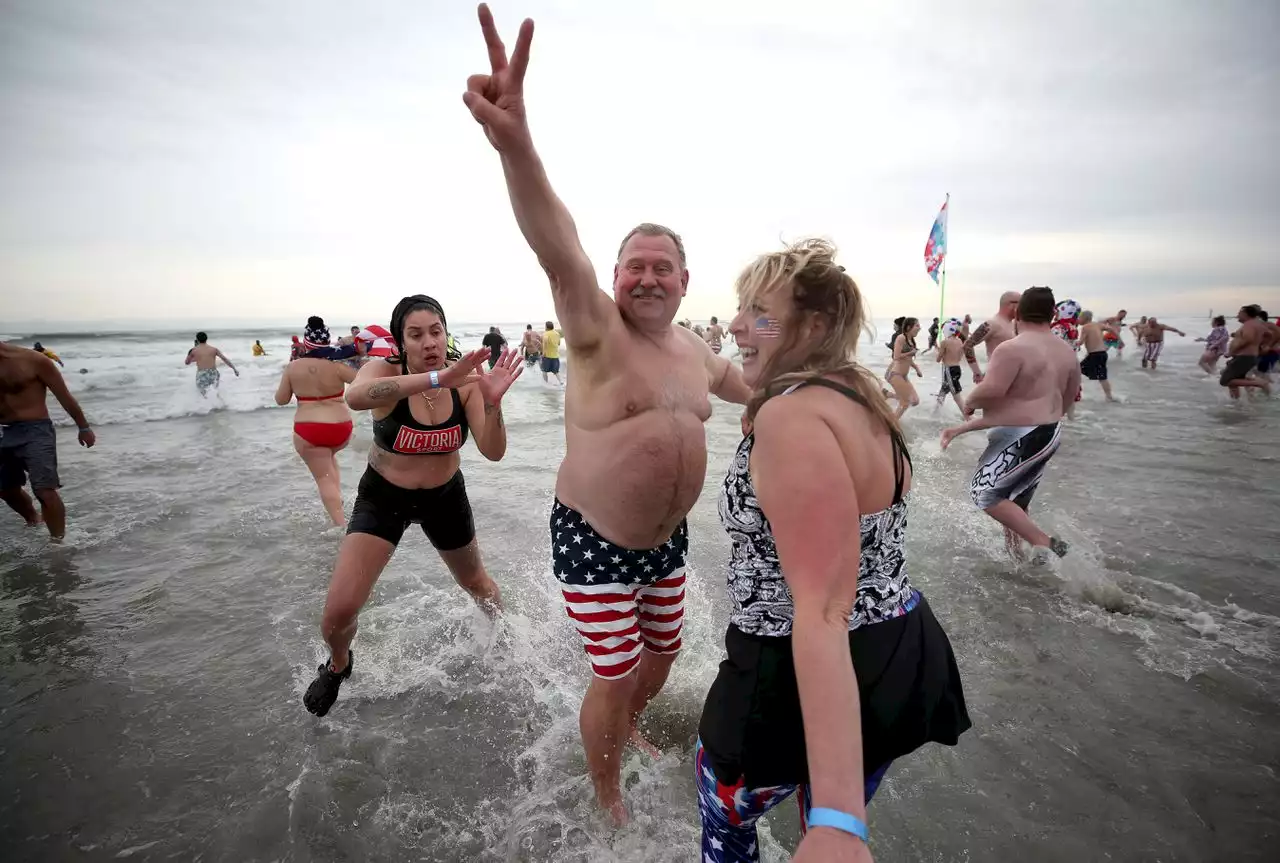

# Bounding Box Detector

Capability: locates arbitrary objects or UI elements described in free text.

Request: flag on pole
[924,197,948,284]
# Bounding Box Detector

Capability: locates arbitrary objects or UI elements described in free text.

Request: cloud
[1,0,1277,325]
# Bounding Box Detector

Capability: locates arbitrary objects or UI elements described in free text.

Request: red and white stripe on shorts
[560,571,686,680]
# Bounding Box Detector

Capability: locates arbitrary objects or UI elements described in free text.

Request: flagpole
[939,193,949,324]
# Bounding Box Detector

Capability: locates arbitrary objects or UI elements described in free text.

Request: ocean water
[1,318,1277,862]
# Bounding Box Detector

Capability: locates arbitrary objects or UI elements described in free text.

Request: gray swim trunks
[970,423,1062,511]
[0,419,60,490]
[196,367,220,395]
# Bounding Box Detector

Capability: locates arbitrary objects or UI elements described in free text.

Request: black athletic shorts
[1219,355,1257,386]
[938,365,962,395]
[1080,350,1108,381]
[347,467,475,550]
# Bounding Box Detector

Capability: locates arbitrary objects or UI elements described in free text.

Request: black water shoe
[304,652,352,716]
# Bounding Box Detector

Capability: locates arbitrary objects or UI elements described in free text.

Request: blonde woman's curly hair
[738,238,899,436]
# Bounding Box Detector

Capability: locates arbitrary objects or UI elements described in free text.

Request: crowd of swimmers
[2,7,1278,860]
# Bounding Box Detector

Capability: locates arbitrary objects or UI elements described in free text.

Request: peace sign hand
[462,4,535,153]
[477,347,525,405]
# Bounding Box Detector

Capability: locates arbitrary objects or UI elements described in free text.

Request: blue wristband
[428,370,440,389]
[807,808,868,843]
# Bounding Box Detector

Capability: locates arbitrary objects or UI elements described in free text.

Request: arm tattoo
[366,380,398,400]
[963,322,989,362]
[484,402,505,429]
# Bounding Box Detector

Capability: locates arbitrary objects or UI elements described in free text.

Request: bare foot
[606,799,629,827]
[940,428,958,450]
[628,725,662,759]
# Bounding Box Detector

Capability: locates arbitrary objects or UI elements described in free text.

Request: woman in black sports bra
[303,295,525,717]
[696,241,970,862]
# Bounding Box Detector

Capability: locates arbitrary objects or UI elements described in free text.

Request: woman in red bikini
[275,317,358,526]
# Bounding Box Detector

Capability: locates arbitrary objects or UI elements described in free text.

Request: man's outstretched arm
[462,5,613,352]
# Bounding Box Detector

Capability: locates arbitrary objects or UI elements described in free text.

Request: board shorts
[938,365,962,395]
[970,423,1062,511]
[551,499,687,680]
[0,419,60,491]
[524,352,540,366]
[346,467,475,550]
[1080,350,1108,381]
[1220,355,1258,386]
[540,357,560,375]
[1142,341,1164,363]
[195,368,220,394]
[293,420,353,448]
[1259,352,1279,374]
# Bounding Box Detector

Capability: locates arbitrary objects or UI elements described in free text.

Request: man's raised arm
[462,5,613,350]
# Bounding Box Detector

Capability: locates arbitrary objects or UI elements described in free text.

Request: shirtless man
[1220,305,1273,397]
[955,287,1079,561]
[184,332,239,395]
[1077,311,1119,401]
[704,316,726,354]
[1129,315,1149,347]
[1256,311,1280,380]
[1102,310,1128,355]
[963,291,1021,382]
[0,342,97,540]
[520,323,543,366]
[461,5,751,823]
[1139,317,1185,369]
[934,318,966,413]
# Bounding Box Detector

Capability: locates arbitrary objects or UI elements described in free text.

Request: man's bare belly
[557,409,708,549]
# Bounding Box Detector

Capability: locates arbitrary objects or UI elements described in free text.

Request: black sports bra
[371,387,469,455]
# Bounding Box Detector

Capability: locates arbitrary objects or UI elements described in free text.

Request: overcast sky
[2,0,1277,328]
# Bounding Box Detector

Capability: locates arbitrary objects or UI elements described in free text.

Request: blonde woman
[698,240,970,862]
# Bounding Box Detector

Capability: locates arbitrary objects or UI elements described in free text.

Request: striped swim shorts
[550,499,687,679]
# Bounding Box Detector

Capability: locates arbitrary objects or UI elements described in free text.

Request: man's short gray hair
[617,223,686,265]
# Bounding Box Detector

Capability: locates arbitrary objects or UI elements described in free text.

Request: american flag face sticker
[755,317,782,338]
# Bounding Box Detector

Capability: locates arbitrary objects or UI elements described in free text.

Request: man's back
[984,331,1078,426]
[190,343,220,370]
[543,329,562,358]
[0,347,51,423]
[937,336,964,365]
[1081,322,1107,352]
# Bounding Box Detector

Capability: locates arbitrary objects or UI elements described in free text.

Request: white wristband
[429,370,440,389]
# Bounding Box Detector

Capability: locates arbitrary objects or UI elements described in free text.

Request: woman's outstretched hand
[477,348,525,405]
[439,349,489,390]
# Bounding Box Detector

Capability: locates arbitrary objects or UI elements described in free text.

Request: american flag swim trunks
[550,499,688,679]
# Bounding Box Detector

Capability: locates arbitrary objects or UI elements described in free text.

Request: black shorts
[938,365,962,395]
[347,467,475,550]
[541,357,560,374]
[1259,352,1279,374]
[698,594,971,788]
[1080,350,1108,381]
[1220,355,1258,386]
[0,419,60,491]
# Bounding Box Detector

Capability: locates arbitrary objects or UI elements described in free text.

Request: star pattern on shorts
[550,503,689,588]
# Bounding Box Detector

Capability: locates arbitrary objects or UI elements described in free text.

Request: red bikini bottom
[294,420,353,448]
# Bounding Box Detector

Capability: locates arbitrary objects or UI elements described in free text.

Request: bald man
[964,291,1021,382]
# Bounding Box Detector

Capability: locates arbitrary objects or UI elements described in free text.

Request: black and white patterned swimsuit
[698,377,972,791]
[718,379,916,638]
